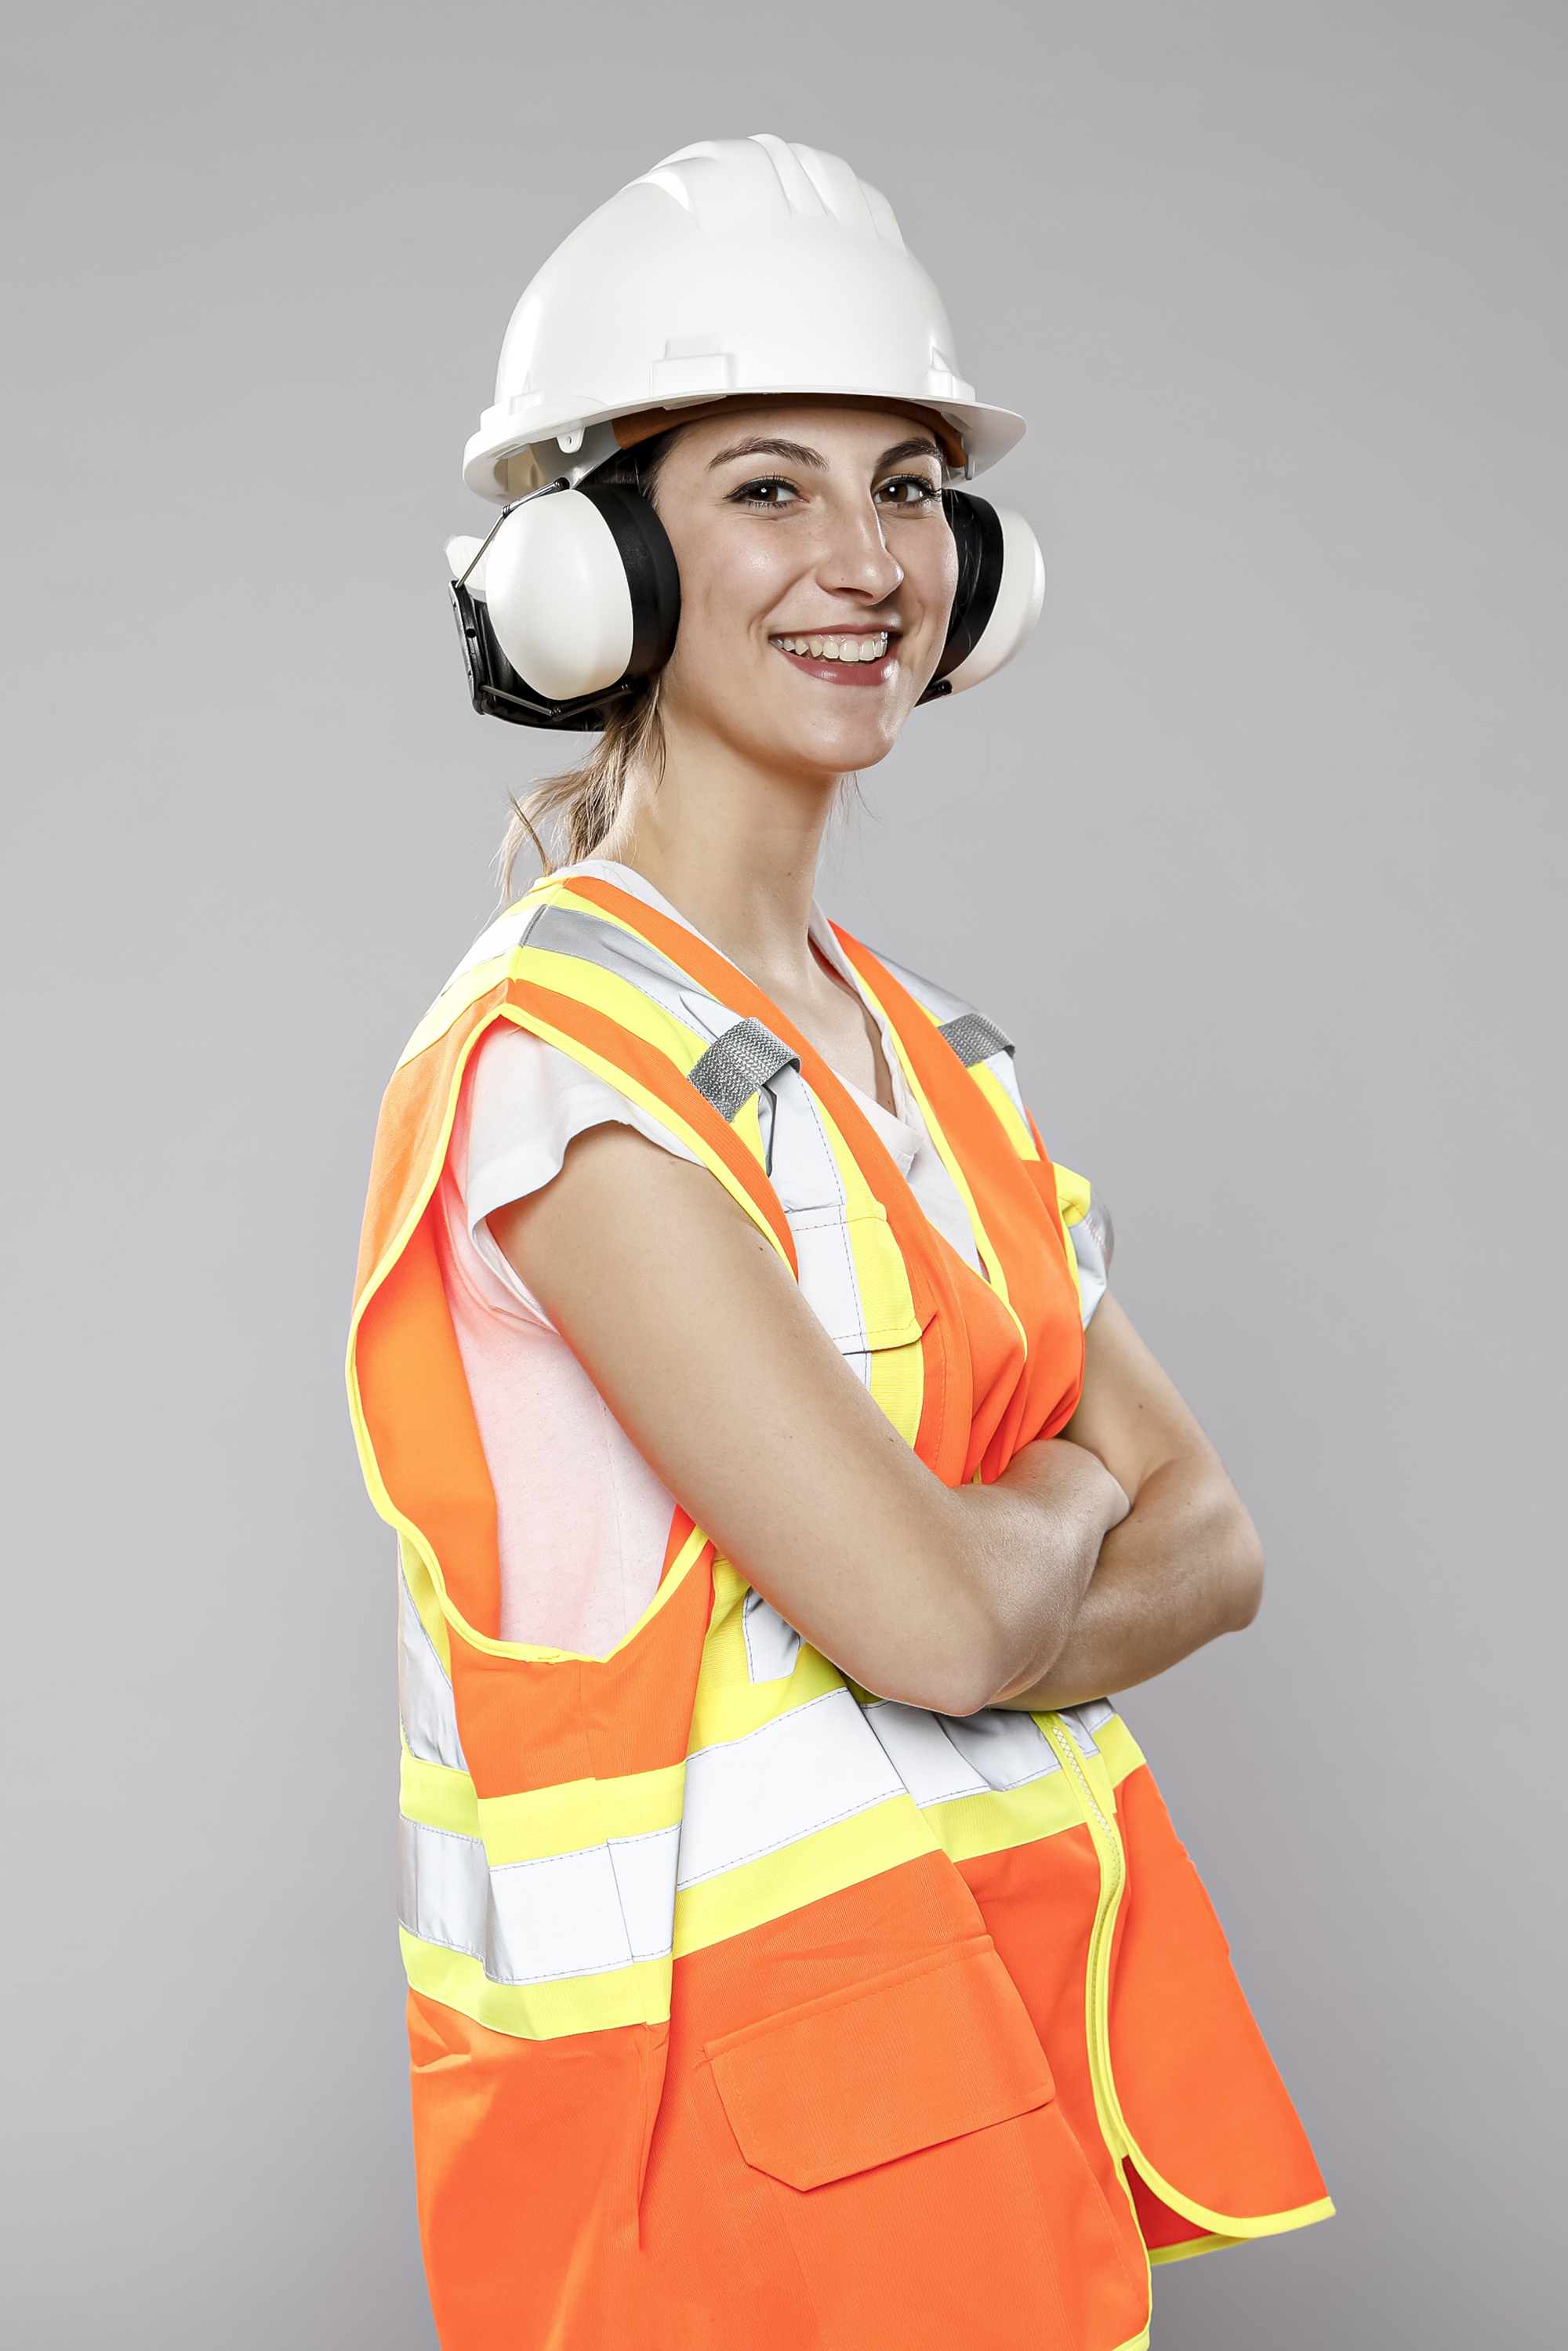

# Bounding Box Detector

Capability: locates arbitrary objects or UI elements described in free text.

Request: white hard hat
[463,133,1025,502]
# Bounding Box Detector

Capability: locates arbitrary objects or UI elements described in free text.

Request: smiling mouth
[770,630,891,664]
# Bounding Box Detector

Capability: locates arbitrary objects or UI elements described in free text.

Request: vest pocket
[705,1939,1054,2191]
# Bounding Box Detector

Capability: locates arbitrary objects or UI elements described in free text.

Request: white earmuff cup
[942,508,1045,695]
[482,489,637,703]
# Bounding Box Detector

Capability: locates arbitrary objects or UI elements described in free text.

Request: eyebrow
[875,437,944,470]
[705,432,946,474]
[708,435,827,472]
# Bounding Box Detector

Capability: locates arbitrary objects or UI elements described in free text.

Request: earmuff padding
[578,483,681,680]
[918,492,1042,704]
[942,506,1045,695]
[931,492,1006,684]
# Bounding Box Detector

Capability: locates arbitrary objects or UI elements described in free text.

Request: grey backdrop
[4,4,1563,2343]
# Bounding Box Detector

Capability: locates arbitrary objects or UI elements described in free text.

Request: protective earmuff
[448,483,681,730]
[917,492,1046,704]
[446,481,1043,731]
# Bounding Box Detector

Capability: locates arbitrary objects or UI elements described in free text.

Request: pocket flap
[706,1941,1054,2191]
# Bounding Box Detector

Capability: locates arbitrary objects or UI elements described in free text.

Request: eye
[730,476,800,510]
[874,474,942,510]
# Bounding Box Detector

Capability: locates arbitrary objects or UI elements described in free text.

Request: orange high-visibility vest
[348,872,1330,2351]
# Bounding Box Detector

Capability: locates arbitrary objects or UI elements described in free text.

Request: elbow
[1221,1502,1265,1633]
[865,1579,1044,1721]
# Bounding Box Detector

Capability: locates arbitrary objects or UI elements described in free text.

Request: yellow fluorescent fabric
[401,1929,671,2037]
[477,1764,686,1865]
[671,1798,939,1959]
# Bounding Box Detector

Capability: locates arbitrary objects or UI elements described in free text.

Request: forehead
[669,401,946,470]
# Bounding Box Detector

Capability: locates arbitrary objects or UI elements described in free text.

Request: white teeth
[774,631,890,662]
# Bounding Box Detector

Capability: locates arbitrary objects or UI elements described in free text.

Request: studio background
[4,4,1562,2343]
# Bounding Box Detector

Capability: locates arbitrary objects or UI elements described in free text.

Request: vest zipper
[1039,1715,1132,2164]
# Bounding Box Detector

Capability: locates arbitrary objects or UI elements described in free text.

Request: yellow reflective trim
[1094,1714,1145,1789]
[1037,1717,1337,2246]
[841,1206,924,1346]
[510,940,706,1062]
[672,1798,938,1959]
[1052,1160,1093,1315]
[394,875,560,1070]
[401,1749,480,1838]
[865,1326,925,1449]
[1147,2233,1243,2266]
[396,950,517,1068]
[848,963,1019,1315]
[731,1089,768,1170]
[688,1624,846,1751]
[1055,1160,1092,1226]
[1137,2184,1335,2244]
[401,1928,670,2040]
[477,1762,686,1865]
[969,1060,1040,1160]
[920,1769,1089,1864]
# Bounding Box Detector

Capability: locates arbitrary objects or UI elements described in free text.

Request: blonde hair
[495,430,677,900]
[498,683,666,895]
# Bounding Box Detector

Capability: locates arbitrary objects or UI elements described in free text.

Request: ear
[920,495,1045,703]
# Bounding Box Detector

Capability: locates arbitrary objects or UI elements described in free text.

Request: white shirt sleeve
[462,1018,700,1319]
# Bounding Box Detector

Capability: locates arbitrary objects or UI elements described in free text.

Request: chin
[759,691,909,778]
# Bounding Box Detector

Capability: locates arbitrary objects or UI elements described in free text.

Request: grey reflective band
[1080,1195,1115,1272]
[688,1018,800,1123]
[938,1011,1014,1066]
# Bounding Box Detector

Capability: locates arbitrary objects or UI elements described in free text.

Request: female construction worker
[349,136,1330,2349]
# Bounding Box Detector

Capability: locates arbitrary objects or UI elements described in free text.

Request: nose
[816,488,903,607]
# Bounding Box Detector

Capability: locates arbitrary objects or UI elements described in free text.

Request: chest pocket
[788,1202,931,1450]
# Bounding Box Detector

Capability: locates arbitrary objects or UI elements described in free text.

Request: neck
[597,706,840,997]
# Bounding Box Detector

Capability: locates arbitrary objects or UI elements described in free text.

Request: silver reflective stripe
[526,902,720,1036]
[938,1707,1062,1787]
[862,1702,996,1807]
[1068,1201,1111,1326]
[938,1010,1015,1067]
[688,1018,800,1123]
[400,1817,681,1982]
[742,1590,803,1684]
[399,1565,467,1771]
[400,1816,490,1961]
[489,1826,681,1979]
[1058,1699,1116,1756]
[1079,1195,1114,1271]
[678,1688,904,1888]
[863,1700,1063,1800]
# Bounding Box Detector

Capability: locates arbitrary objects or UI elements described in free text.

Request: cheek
[665,520,797,673]
[908,524,960,637]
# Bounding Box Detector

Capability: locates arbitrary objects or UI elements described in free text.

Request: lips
[769,631,900,687]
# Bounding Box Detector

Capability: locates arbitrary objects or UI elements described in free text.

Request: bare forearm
[928,1440,1129,1713]
[994,1457,1264,1711]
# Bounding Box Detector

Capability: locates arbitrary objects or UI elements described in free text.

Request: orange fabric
[1109,1764,1328,2220]
[353,893,1329,2346]
[645,1856,1149,2351]
[707,1940,1054,2189]
[835,930,1087,1472]
[356,1210,502,1638]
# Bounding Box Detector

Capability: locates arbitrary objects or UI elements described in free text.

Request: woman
[350,136,1329,2350]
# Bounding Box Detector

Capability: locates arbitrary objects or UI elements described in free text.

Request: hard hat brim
[463,390,1025,502]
